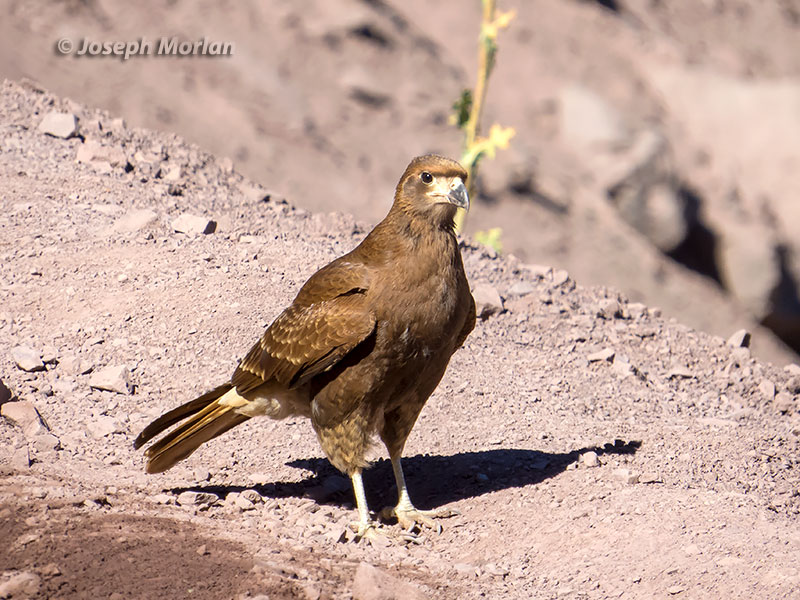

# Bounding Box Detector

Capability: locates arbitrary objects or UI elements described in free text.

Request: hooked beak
[447,179,469,210]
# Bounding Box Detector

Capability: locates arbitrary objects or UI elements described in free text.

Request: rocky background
[1,0,798,365]
[1,2,800,599]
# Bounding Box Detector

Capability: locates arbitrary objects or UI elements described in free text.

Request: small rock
[172,214,217,235]
[59,355,92,375]
[352,562,426,600]
[38,111,77,138]
[508,281,536,297]
[627,302,648,319]
[667,585,685,595]
[726,329,751,348]
[241,489,263,504]
[10,345,44,372]
[0,571,41,597]
[113,209,158,233]
[33,433,61,452]
[773,392,794,414]
[523,264,552,280]
[234,495,255,511]
[730,347,751,364]
[786,376,800,395]
[759,380,776,401]
[1,400,47,436]
[612,357,635,377]
[639,472,661,484]
[41,563,61,577]
[89,365,131,394]
[196,544,209,556]
[587,348,615,363]
[483,562,509,577]
[164,165,182,181]
[581,451,600,467]
[11,446,30,470]
[86,416,120,438]
[784,364,800,377]
[472,283,504,319]
[302,582,322,600]
[177,491,219,507]
[667,365,694,379]
[613,468,640,484]
[151,493,174,505]
[552,269,571,287]
[597,299,622,319]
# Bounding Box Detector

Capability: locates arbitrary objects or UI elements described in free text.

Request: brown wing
[456,290,476,349]
[232,260,375,393]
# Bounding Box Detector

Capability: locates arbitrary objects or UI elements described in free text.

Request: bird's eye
[420,171,433,185]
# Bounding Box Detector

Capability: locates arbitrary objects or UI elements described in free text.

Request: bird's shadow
[173,439,640,511]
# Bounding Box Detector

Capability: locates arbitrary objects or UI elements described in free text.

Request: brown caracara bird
[134,155,475,540]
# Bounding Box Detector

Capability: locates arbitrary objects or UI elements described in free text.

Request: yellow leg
[380,455,457,534]
[350,469,375,540]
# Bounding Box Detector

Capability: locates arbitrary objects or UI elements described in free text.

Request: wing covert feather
[232,261,375,392]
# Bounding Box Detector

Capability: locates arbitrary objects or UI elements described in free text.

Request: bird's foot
[379,504,458,535]
[348,520,392,547]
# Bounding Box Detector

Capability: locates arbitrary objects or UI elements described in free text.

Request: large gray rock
[89,365,132,394]
[352,562,426,600]
[11,345,44,372]
[38,111,77,138]
[1,400,47,437]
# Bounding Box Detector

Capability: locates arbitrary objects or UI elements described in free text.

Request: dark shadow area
[665,184,723,285]
[586,0,620,12]
[762,244,800,355]
[174,439,641,511]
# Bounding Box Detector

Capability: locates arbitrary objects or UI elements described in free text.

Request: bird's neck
[359,205,459,265]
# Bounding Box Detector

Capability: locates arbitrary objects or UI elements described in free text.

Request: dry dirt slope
[1,81,800,599]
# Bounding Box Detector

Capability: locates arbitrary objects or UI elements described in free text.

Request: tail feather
[133,383,251,473]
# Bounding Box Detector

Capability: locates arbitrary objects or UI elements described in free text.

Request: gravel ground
[1,80,799,599]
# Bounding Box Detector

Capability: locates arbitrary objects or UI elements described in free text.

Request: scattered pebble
[113,209,159,233]
[33,433,61,452]
[596,298,622,319]
[773,392,794,414]
[726,329,751,348]
[667,365,694,379]
[581,451,600,467]
[86,416,120,438]
[613,468,640,484]
[177,491,219,507]
[352,562,426,600]
[759,379,776,401]
[587,348,615,363]
[552,269,571,287]
[1,400,47,436]
[38,111,77,138]
[472,282,504,319]
[89,365,132,394]
[507,281,536,297]
[11,446,30,470]
[627,302,647,319]
[172,213,217,235]
[0,571,41,597]
[786,376,800,395]
[10,345,44,372]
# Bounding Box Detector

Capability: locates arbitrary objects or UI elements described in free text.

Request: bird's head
[392,155,469,229]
